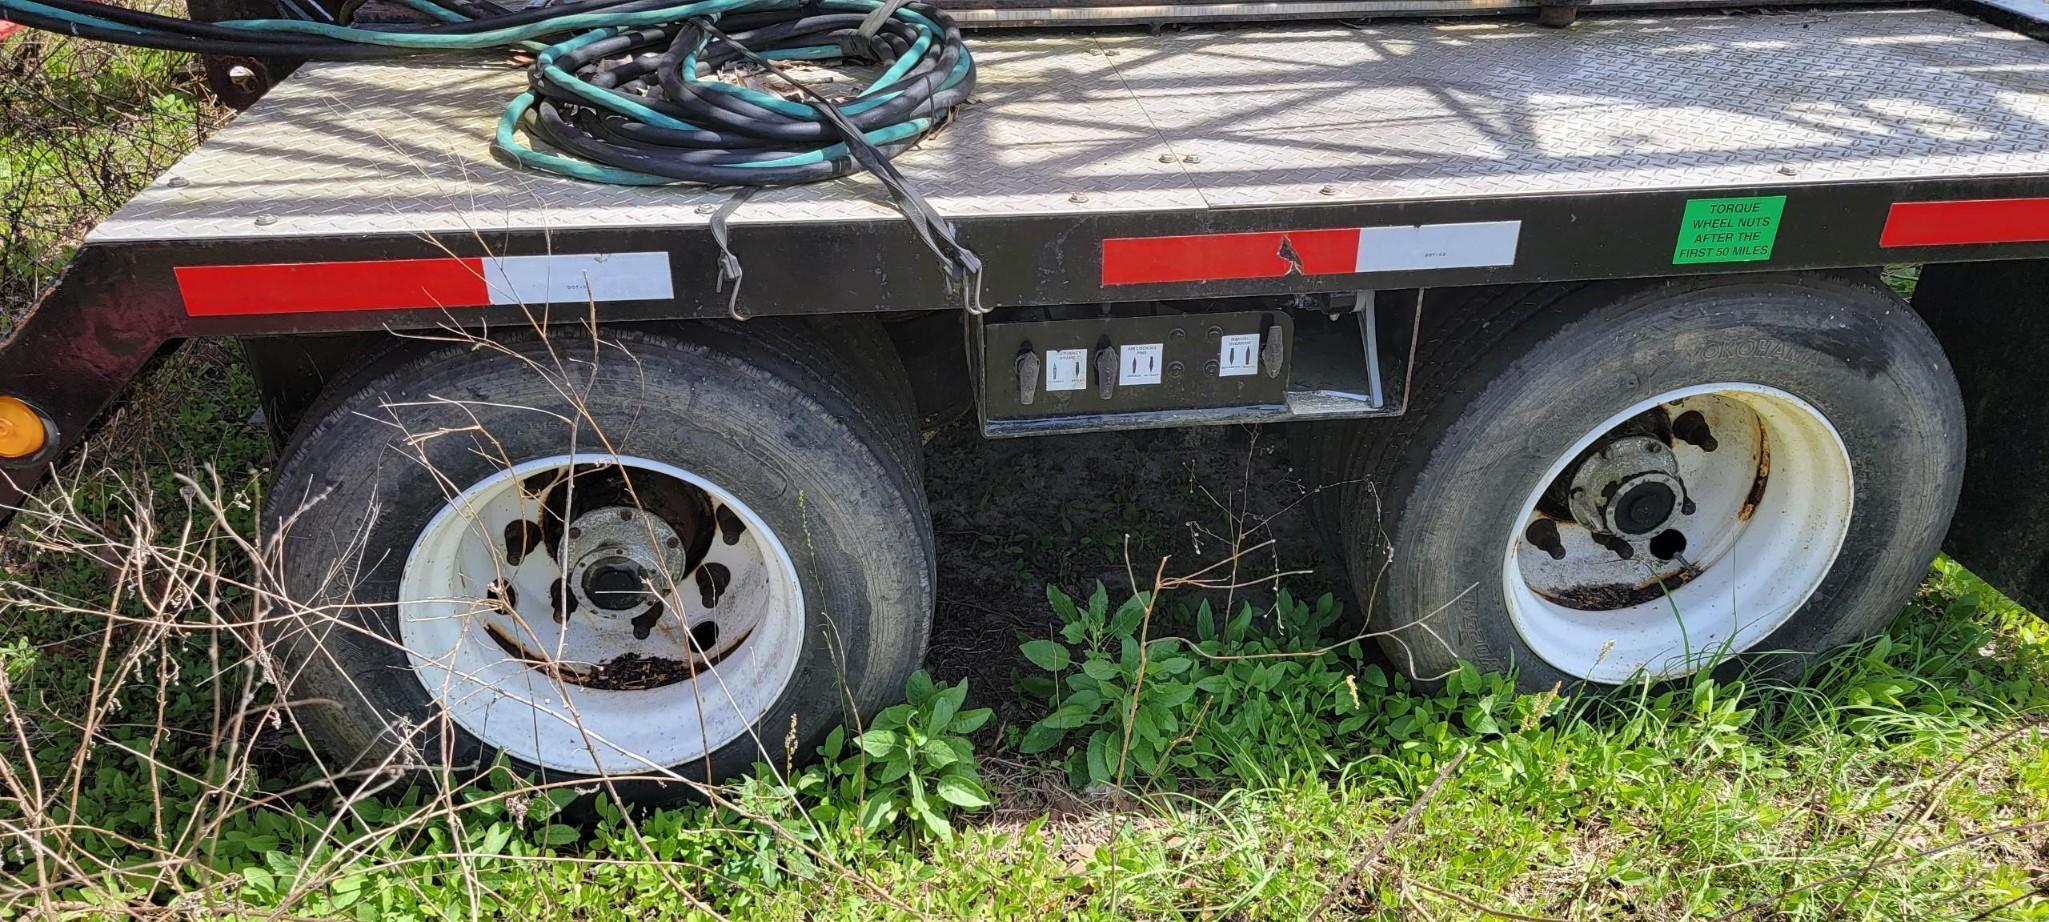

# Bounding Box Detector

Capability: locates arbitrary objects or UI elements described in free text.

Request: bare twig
[1312,747,1471,916]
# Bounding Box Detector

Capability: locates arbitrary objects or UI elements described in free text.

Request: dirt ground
[917,418,1357,723]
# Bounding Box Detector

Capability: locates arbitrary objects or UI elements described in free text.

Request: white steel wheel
[266,322,935,804]
[1322,277,1963,695]
[1503,385,1854,683]
[398,455,805,774]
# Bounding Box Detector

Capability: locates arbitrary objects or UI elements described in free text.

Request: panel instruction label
[1118,343,1164,386]
[1673,196,1786,265]
[1218,334,1260,377]
[1045,349,1088,392]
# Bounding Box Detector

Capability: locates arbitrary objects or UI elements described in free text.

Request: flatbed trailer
[7,0,2049,794]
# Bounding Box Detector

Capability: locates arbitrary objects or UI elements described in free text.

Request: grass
[2,17,2046,922]
[0,338,2044,919]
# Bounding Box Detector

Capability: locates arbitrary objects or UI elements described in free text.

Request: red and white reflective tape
[1101,220,1521,286]
[176,252,673,317]
[1880,197,2049,248]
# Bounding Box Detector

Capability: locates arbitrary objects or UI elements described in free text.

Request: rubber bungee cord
[0,0,983,307]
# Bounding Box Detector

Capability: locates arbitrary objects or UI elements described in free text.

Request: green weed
[1017,583,1369,790]
[807,670,996,841]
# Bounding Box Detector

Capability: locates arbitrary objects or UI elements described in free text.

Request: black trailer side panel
[0,247,184,510]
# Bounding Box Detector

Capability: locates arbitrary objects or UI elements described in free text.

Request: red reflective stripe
[176,258,492,316]
[1102,228,1360,286]
[0,22,23,41]
[1880,198,2049,248]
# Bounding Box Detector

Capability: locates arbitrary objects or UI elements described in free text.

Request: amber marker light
[0,396,48,459]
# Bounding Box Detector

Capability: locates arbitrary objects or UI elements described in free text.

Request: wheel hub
[563,506,687,623]
[582,557,647,611]
[1565,434,1692,540]
[1613,478,1678,535]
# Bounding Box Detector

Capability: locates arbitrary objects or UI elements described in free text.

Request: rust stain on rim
[1738,414,1772,522]
[483,620,752,691]
[1536,564,1702,611]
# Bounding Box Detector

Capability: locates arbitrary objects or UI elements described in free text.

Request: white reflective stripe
[482,252,674,305]
[1354,220,1522,273]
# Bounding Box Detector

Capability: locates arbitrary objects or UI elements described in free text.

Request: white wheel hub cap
[1503,385,1853,683]
[399,455,804,774]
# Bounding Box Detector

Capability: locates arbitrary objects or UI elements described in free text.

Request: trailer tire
[262,320,932,800]
[1316,273,1962,691]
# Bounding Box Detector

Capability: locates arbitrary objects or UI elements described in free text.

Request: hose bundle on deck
[519,7,971,185]
[1,0,984,306]
[0,0,976,187]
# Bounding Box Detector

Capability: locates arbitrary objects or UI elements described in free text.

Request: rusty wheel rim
[1502,384,1853,683]
[397,455,805,774]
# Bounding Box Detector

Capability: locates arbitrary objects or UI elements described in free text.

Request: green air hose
[1,0,975,186]
[0,0,983,303]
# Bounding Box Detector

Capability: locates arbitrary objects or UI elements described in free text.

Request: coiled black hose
[528,7,974,184]
[0,0,976,188]
[0,0,984,305]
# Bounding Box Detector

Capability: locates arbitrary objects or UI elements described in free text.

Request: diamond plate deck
[90,7,2049,243]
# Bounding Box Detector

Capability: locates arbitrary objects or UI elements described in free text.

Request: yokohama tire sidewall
[1385,275,1963,691]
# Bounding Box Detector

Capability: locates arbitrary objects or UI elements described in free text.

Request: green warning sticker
[1672,195,1786,264]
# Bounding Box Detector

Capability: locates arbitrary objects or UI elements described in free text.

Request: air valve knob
[1016,346,1041,405]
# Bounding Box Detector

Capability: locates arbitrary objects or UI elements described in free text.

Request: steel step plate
[92,7,2049,243]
